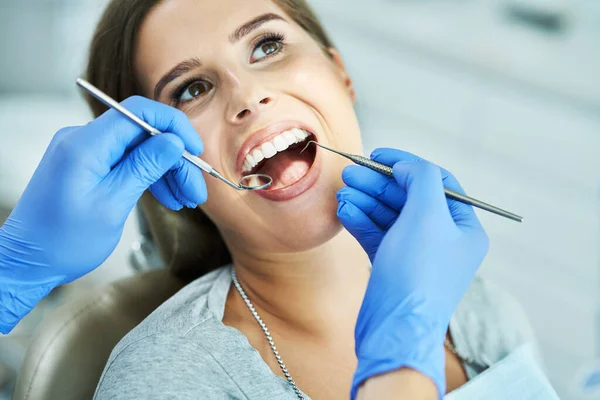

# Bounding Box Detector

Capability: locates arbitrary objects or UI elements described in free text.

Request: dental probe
[76,78,272,191]
[301,141,523,223]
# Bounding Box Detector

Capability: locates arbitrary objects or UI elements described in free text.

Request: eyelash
[171,76,207,105]
[251,31,286,60]
[170,31,287,106]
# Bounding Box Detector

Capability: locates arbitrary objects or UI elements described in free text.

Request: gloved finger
[379,155,480,230]
[164,170,194,209]
[76,95,203,170]
[342,165,407,212]
[165,158,208,207]
[372,147,454,185]
[51,125,81,144]
[337,200,383,262]
[337,186,398,230]
[391,161,453,227]
[128,96,203,154]
[439,173,482,230]
[372,148,480,229]
[370,147,422,165]
[149,178,184,211]
[104,133,185,206]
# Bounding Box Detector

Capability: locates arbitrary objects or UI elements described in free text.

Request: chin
[267,158,347,252]
[251,181,344,253]
[286,201,342,252]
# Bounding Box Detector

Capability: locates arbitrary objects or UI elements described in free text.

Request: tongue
[257,149,312,190]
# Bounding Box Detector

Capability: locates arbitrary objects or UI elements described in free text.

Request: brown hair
[85,0,335,281]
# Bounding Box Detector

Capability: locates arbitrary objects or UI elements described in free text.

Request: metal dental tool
[301,141,523,223]
[76,78,272,191]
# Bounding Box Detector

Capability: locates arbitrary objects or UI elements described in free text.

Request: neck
[228,229,370,339]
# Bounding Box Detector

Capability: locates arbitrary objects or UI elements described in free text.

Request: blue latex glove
[336,148,489,399]
[0,96,207,334]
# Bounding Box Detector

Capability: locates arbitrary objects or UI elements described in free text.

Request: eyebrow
[153,57,202,100]
[229,13,286,43]
[153,13,286,100]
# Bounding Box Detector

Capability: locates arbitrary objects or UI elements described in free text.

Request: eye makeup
[171,76,213,104]
[168,30,288,107]
[249,31,286,62]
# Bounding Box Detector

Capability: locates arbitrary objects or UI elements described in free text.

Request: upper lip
[236,120,316,177]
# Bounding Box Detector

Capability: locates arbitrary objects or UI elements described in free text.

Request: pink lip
[254,145,321,202]
[236,120,317,178]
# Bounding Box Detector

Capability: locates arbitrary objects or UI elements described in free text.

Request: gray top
[93,265,537,399]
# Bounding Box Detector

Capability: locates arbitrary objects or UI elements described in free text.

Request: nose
[225,72,275,124]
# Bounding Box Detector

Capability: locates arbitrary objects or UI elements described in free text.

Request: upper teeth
[242,128,310,173]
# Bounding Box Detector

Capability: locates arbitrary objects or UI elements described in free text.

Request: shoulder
[93,334,244,399]
[94,267,242,399]
[451,276,539,371]
[104,266,229,368]
[116,266,230,345]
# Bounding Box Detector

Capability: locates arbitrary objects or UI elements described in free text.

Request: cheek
[188,113,228,170]
[198,173,253,239]
[186,117,244,225]
[282,57,362,152]
[286,57,349,104]
[287,64,312,87]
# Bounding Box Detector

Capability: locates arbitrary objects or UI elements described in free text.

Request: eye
[252,41,281,60]
[178,80,213,102]
[250,34,285,62]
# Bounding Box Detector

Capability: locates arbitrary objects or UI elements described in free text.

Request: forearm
[356,368,438,400]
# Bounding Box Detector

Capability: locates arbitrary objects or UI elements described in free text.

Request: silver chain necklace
[231,268,487,399]
[231,269,305,399]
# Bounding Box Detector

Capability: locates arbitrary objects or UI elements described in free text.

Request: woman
[86,0,536,398]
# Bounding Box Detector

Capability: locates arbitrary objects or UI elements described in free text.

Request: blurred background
[0,0,598,398]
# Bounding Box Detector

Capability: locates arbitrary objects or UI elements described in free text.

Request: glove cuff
[351,311,447,400]
[0,274,57,334]
[0,230,59,334]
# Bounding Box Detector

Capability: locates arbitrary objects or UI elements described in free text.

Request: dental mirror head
[237,173,273,191]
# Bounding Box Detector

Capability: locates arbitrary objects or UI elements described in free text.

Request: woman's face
[135,0,363,256]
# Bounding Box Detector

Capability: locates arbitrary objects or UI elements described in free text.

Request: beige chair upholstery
[13,269,185,400]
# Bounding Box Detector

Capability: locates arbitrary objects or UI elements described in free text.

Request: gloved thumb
[105,133,185,202]
[391,161,451,223]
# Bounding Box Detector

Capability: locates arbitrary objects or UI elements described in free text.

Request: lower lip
[253,149,321,202]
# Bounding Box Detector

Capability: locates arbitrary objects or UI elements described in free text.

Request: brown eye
[261,42,279,56]
[179,80,213,102]
[251,40,282,61]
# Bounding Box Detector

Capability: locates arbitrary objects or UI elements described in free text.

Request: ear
[328,48,356,104]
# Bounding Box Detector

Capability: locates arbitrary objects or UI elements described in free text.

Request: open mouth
[241,128,317,191]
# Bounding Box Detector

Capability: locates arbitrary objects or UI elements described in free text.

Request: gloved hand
[336,148,489,399]
[0,96,207,334]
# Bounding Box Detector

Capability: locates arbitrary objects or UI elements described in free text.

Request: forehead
[135,0,286,90]
[144,0,283,35]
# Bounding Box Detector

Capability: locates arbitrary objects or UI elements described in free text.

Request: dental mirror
[237,174,273,191]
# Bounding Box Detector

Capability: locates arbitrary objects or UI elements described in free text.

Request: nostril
[236,109,250,119]
[234,97,271,120]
